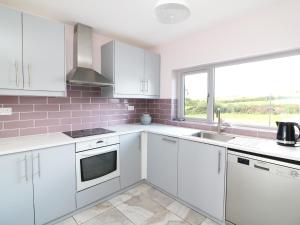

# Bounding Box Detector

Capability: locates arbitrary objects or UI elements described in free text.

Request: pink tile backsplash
[0,85,148,138]
[0,89,276,140]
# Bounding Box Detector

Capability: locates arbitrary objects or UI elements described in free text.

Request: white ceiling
[0,0,282,48]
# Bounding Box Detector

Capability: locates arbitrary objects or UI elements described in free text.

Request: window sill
[171,119,277,140]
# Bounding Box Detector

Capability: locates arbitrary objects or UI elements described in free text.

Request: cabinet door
[178,140,225,221]
[120,133,141,189]
[0,6,23,90]
[114,41,144,95]
[33,144,76,225]
[23,13,65,92]
[0,152,34,225]
[144,51,160,96]
[147,133,178,196]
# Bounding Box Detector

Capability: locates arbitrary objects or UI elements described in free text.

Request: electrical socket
[127,105,135,111]
[0,108,12,115]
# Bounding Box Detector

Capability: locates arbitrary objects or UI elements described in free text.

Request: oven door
[76,144,120,191]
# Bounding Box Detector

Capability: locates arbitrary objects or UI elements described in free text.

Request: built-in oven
[75,136,120,191]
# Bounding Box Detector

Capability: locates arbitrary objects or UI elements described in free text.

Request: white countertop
[1,123,300,162]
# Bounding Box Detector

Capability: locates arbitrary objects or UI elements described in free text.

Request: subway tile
[48,111,71,119]
[35,119,60,127]
[82,91,101,97]
[48,97,70,104]
[4,104,33,112]
[20,112,47,120]
[48,125,71,133]
[34,104,59,112]
[20,96,47,104]
[67,90,81,97]
[0,113,20,121]
[20,127,47,136]
[91,98,108,104]
[0,96,19,104]
[61,118,82,125]
[71,98,90,103]
[0,129,19,138]
[81,116,100,123]
[72,111,93,117]
[4,120,34,129]
[82,104,99,110]
[60,104,81,111]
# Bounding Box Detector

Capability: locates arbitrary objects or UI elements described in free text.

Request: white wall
[154,0,300,99]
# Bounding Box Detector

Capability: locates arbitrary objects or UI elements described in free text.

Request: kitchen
[0,1,300,225]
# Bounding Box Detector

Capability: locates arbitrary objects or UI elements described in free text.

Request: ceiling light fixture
[155,0,191,24]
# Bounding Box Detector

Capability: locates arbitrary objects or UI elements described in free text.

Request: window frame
[178,68,214,123]
[178,49,300,129]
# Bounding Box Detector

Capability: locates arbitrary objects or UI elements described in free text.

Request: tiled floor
[55,183,218,225]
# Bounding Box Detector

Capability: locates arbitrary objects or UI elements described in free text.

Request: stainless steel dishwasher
[226,149,300,225]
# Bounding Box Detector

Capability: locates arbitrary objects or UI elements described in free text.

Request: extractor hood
[67,24,114,86]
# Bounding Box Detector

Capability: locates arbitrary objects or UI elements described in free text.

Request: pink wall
[154,0,300,98]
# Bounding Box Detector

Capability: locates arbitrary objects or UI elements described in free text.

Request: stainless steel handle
[14,61,19,87]
[24,155,29,182]
[145,80,149,92]
[254,164,270,171]
[37,153,41,178]
[34,153,41,178]
[140,80,144,92]
[27,64,31,88]
[218,150,221,174]
[162,138,177,144]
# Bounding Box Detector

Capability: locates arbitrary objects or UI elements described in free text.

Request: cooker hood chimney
[67,24,114,86]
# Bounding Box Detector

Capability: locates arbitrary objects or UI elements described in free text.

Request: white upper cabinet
[0,6,23,90]
[144,51,160,96]
[101,40,160,99]
[23,13,65,92]
[0,5,66,96]
[114,41,144,95]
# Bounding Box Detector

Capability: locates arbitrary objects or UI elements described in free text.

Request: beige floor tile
[145,188,175,208]
[143,209,190,225]
[54,217,77,225]
[200,218,219,225]
[81,207,134,225]
[73,201,113,224]
[167,201,206,225]
[116,193,166,225]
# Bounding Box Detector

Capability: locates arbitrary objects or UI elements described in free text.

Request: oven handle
[77,145,119,158]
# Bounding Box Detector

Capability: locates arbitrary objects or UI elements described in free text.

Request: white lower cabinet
[120,133,142,189]
[0,144,76,225]
[0,152,34,225]
[33,144,76,225]
[178,139,226,221]
[147,133,178,196]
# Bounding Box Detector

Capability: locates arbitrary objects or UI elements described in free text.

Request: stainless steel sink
[191,132,236,142]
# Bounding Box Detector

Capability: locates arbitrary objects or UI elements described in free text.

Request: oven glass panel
[80,151,117,182]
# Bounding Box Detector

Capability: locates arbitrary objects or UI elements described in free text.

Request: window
[183,71,208,120]
[179,52,300,128]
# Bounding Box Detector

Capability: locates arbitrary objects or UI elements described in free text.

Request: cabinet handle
[145,80,149,92]
[14,61,19,87]
[34,153,41,178]
[140,80,144,92]
[162,137,177,144]
[218,150,221,174]
[27,64,31,88]
[24,155,29,182]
